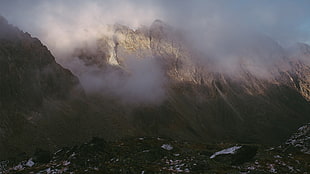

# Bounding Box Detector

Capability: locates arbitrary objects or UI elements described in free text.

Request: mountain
[0,16,88,159]
[0,16,310,162]
[69,20,310,144]
[0,16,138,160]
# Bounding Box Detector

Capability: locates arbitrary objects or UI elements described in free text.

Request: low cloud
[67,55,167,104]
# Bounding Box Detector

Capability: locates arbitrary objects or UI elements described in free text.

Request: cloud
[1,0,310,58]
[67,55,167,104]
[158,0,310,44]
[0,1,155,59]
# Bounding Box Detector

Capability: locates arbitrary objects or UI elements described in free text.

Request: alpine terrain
[0,15,309,173]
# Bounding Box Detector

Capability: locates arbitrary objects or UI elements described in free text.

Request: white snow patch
[210,146,242,159]
[161,144,173,151]
[25,158,35,167]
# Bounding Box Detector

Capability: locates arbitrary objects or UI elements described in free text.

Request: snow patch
[25,158,35,167]
[161,144,173,151]
[210,146,242,159]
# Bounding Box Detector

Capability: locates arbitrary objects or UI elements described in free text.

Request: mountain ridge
[1,17,310,160]
[66,20,310,144]
[0,16,88,159]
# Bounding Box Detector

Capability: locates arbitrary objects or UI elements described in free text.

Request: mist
[1,0,310,101]
[2,0,310,55]
[67,55,167,104]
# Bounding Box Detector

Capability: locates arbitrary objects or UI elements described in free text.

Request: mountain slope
[0,16,87,159]
[1,16,310,160]
[69,20,310,144]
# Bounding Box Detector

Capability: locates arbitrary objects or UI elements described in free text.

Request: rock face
[286,43,310,101]
[70,20,310,144]
[0,16,82,112]
[0,16,86,159]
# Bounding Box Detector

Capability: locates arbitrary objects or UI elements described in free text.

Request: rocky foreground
[1,124,309,174]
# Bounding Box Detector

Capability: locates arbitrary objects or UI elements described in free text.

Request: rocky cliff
[69,20,310,144]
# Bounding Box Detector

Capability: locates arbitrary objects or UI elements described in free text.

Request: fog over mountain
[1,0,310,154]
[1,0,310,59]
[1,0,310,103]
